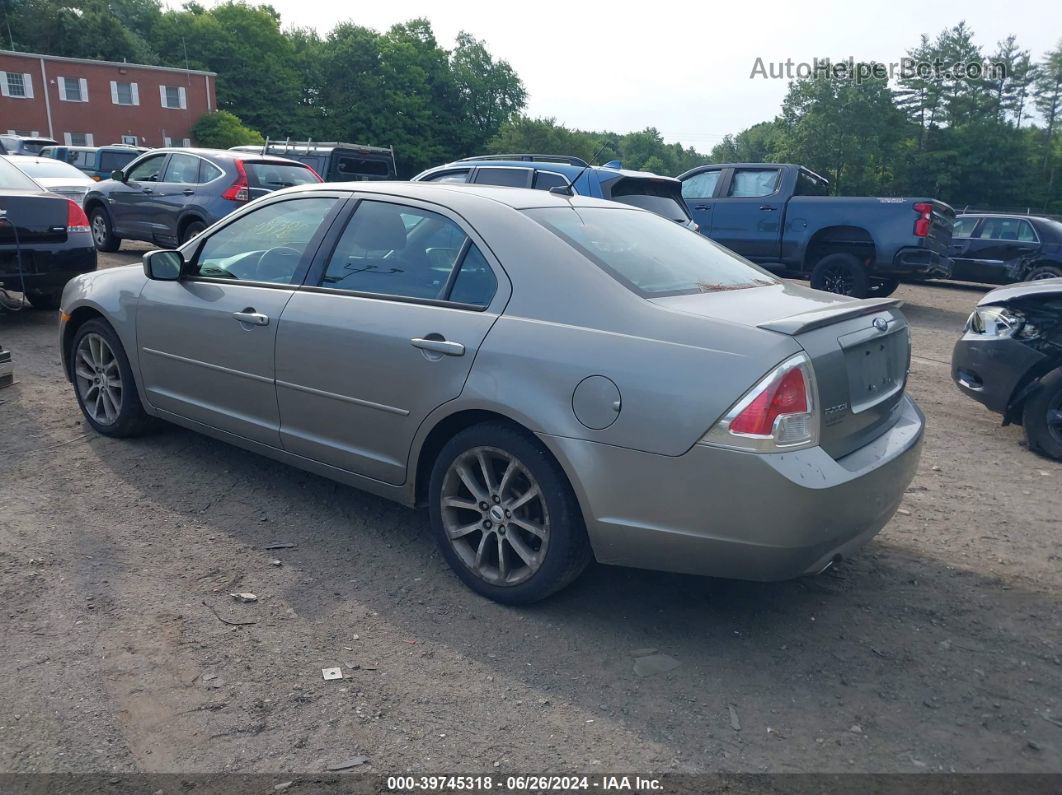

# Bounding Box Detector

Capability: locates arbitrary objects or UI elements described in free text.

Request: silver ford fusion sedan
[59,182,924,603]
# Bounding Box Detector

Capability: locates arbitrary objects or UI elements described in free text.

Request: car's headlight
[966,306,1024,337]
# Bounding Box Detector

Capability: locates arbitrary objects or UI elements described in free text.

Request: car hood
[979,278,1062,306]
[648,279,880,333]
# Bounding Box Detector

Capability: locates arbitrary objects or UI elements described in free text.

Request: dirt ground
[1,247,1060,777]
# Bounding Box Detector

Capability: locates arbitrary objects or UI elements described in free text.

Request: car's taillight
[66,200,90,233]
[700,354,819,452]
[914,201,933,237]
[222,160,250,202]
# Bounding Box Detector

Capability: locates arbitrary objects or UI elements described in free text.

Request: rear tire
[1025,264,1062,281]
[25,290,63,310]
[90,207,121,252]
[1023,369,1062,461]
[180,220,206,244]
[70,319,155,437]
[428,422,592,604]
[810,253,870,298]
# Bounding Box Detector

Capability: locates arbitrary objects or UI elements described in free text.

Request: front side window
[424,169,470,184]
[952,217,979,239]
[194,197,338,284]
[162,153,200,184]
[728,168,780,198]
[526,206,777,297]
[126,154,167,182]
[320,200,496,305]
[472,167,531,188]
[681,170,721,199]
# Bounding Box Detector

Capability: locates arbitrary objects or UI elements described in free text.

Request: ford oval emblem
[873,317,888,332]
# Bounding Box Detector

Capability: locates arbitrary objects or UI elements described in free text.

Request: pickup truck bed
[678,163,954,297]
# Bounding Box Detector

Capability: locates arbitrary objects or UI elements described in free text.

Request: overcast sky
[205,0,1060,153]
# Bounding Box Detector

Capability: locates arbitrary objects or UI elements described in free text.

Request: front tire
[90,207,121,252]
[70,319,154,437]
[810,253,870,298]
[1023,369,1062,461]
[428,422,592,604]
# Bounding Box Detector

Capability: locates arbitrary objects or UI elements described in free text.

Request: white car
[1,155,95,204]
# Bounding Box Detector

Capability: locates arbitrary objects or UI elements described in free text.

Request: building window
[110,81,139,106]
[160,85,187,109]
[63,132,94,146]
[59,76,88,102]
[120,134,138,145]
[0,71,34,99]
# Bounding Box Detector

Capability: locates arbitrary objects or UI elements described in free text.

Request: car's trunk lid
[0,192,69,244]
[652,282,911,459]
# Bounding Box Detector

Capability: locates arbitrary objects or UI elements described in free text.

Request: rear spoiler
[758,298,903,335]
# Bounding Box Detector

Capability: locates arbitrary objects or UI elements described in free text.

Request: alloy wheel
[439,446,550,586]
[1047,394,1062,446]
[822,265,854,295]
[74,332,123,425]
[91,214,108,247]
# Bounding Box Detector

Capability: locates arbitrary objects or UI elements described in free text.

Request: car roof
[421,159,681,183]
[281,180,634,210]
[135,147,312,166]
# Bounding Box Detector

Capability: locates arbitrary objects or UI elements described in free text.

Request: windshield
[245,162,321,189]
[606,177,690,222]
[526,206,777,297]
[14,159,87,180]
[0,157,43,190]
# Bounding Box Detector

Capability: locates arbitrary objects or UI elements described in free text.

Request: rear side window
[423,169,470,183]
[335,156,392,178]
[320,200,496,306]
[796,170,829,196]
[728,168,780,197]
[681,170,720,199]
[533,171,569,191]
[976,218,1037,242]
[244,161,320,189]
[472,167,531,188]
[197,160,224,184]
[526,206,776,297]
[162,153,200,184]
[952,217,979,239]
[99,150,139,172]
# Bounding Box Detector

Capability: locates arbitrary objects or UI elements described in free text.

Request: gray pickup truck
[677,163,954,297]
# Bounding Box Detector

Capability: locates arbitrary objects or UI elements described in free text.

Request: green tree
[191,110,263,148]
[450,31,525,152]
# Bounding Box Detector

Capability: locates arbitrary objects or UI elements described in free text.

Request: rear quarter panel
[782,197,929,265]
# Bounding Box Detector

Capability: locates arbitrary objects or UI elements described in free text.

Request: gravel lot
[1,247,1060,776]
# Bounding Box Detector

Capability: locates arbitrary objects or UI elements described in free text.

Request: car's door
[275,197,510,484]
[136,193,346,446]
[946,216,982,280]
[142,152,201,244]
[959,217,1039,283]
[680,167,724,234]
[109,152,170,238]
[708,166,784,260]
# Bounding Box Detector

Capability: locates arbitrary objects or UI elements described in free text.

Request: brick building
[0,49,216,148]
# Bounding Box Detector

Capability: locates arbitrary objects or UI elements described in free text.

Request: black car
[83,147,322,251]
[948,213,1062,283]
[952,279,1062,459]
[0,155,96,310]
[230,140,397,182]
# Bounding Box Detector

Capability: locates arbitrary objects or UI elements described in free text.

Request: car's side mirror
[143,250,184,281]
[111,169,125,181]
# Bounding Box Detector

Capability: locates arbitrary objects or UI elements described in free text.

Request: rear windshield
[245,161,321,189]
[0,157,42,190]
[606,178,690,222]
[526,206,776,297]
[15,159,85,179]
[99,150,140,171]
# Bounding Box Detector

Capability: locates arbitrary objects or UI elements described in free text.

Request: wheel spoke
[447,521,481,540]
[84,383,99,401]
[456,463,488,503]
[510,516,546,539]
[476,450,496,494]
[497,459,517,500]
[94,391,105,420]
[75,363,95,381]
[497,534,508,580]
[77,349,94,370]
[442,496,479,512]
[507,485,540,512]
[104,359,119,376]
[506,532,536,567]
[474,533,490,570]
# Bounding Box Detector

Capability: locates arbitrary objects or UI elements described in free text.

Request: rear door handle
[142,188,153,194]
[232,309,269,326]
[760,205,776,211]
[411,337,465,356]
[182,189,194,196]
[694,205,712,211]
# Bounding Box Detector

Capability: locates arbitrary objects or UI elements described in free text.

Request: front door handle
[232,309,269,326]
[182,188,194,196]
[142,188,154,194]
[759,205,776,211]
[694,205,712,211]
[411,337,464,356]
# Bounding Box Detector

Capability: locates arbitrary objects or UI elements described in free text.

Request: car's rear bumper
[541,394,924,581]
[951,332,1047,415]
[0,234,96,293]
[884,247,951,278]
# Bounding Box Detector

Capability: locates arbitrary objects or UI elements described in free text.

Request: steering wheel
[255,246,302,283]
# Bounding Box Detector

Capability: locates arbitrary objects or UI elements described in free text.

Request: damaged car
[948,213,1062,283]
[952,278,1062,459]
